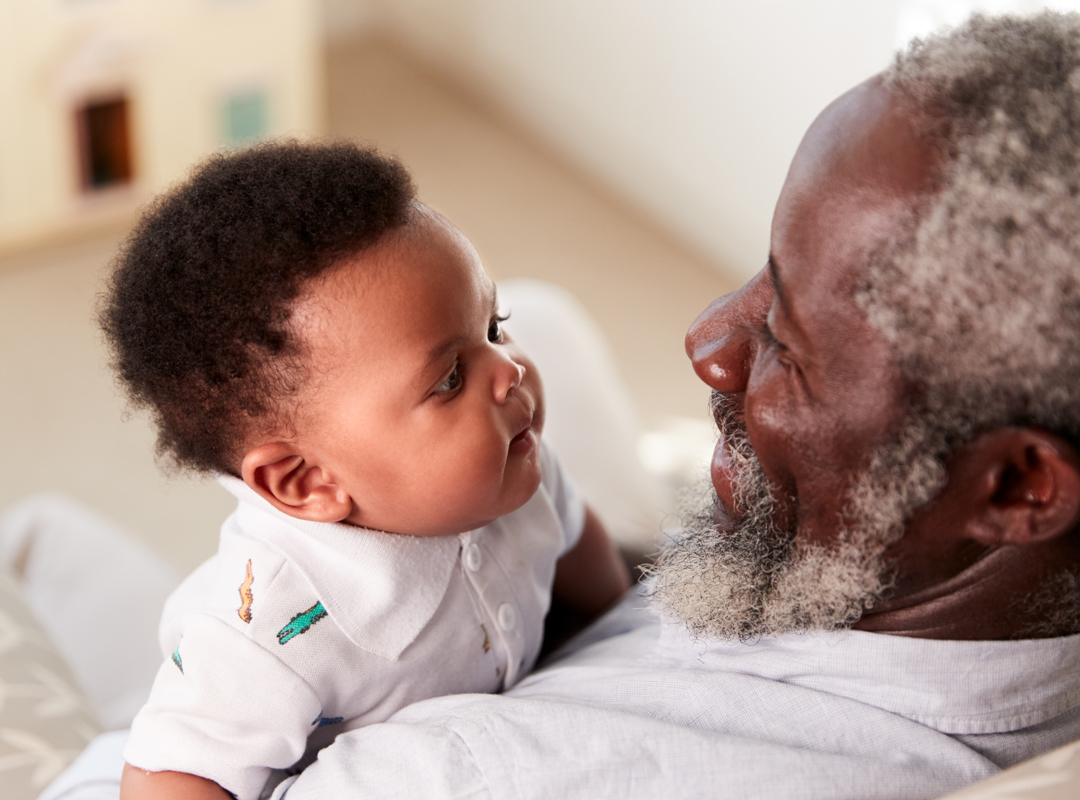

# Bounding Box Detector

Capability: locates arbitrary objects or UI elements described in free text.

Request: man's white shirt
[271,592,1080,799]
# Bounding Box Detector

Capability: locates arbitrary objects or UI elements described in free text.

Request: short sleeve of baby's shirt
[538,440,586,555]
[123,539,354,800]
[124,611,322,800]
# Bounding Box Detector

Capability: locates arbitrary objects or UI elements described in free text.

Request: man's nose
[493,353,525,404]
[685,267,773,393]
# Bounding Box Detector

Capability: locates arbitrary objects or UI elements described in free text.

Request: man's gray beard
[648,394,947,641]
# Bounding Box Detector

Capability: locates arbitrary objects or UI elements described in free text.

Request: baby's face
[288,209,544,537]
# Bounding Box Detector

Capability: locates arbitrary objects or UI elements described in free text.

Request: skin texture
[122,206,629,800]
[686,77,1080,640]
[120,765,231,800]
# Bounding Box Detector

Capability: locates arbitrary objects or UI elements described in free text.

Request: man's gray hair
[860,11,1080,451]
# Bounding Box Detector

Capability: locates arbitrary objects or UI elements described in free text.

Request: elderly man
[36,10,1080,800]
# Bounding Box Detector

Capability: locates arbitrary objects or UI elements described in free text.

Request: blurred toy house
[0,0,321,255]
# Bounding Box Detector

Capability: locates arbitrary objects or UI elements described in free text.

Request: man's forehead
[771,80,942,298]
[782,79,942,204]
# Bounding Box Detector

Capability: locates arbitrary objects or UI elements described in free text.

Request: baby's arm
[552,505,631,617]
[121,763,233,800]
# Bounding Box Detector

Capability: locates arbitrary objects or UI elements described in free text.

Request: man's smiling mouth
[710,392,750,521]
[711,431,740,520]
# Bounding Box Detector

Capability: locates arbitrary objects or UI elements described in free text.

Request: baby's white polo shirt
[124,440,585,800]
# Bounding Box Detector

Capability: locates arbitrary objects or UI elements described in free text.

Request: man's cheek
[743,397,797,488]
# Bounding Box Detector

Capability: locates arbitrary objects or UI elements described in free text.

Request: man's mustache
[708,391,767,516]
[710,391,753,452]
[709,390,734,433]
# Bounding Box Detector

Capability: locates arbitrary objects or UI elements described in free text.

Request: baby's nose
[495,360,525,403]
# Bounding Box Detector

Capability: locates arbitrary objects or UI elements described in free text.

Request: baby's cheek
[435,443,503,501]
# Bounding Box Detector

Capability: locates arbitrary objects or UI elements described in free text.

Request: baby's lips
[507,407,536,453]
[508,428,536,456]
[510,413,532,442]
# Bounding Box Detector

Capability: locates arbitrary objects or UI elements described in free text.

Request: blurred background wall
[323,0,1080,281]
[8,0,1075,273]
[0,0,320,255]
[326,0,903,281]
[3,0,1079,570]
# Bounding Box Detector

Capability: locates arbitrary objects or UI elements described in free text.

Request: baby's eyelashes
[434,364,464,394]
[488,313,509,343]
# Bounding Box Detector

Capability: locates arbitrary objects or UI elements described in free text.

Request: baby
[104,142,631,800]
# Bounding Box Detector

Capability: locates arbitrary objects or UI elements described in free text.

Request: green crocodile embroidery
[171,646,183,674]
[277,602,328,645]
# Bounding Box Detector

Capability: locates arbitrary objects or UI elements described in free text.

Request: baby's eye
[434,364,463,394]
[488,314,509,343]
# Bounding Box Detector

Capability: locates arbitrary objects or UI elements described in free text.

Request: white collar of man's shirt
[217,474,460,661]
[655,613,1080,735]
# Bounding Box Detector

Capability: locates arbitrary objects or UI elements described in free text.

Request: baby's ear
[241,443,353,523]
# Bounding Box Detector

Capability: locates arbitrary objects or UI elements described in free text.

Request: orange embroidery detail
[238,559,254,623]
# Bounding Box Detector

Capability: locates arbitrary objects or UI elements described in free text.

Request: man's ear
[241,443,353,523]
[948,428,1080,547]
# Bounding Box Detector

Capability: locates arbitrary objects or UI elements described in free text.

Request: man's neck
[853,540,1080,640]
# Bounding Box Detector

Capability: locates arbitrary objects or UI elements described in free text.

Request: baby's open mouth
[509,416,535,454]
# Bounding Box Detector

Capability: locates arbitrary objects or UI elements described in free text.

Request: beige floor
[0,37,734,572]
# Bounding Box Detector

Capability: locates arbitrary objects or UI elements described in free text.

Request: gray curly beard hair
[647,393,946,641]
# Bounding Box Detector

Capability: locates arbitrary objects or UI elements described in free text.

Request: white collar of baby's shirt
[216,474,460,661]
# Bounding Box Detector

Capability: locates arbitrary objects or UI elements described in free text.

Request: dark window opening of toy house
[76,97,134,191]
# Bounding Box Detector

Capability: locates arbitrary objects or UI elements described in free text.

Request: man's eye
[762,320,788,352]
[488,314,509,343]
[434,364,463,394]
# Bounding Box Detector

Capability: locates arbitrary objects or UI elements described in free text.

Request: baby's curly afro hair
[101,140,416,476]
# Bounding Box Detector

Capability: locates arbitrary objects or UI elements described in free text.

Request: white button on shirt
[497,602,517,632]
[123,440,585,800]
[464,543,482,572]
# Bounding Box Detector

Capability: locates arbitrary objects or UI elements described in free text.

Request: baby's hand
[121,763,234,800]
[553,505,632,618]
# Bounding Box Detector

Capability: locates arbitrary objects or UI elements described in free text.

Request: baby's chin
[489,446,544,522]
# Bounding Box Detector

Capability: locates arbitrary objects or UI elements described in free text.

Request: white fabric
[122,440,585,800]
[265,593,1080,800]
[38,730,130,800]
[0,494,180,731]
[40,592,1080,800]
